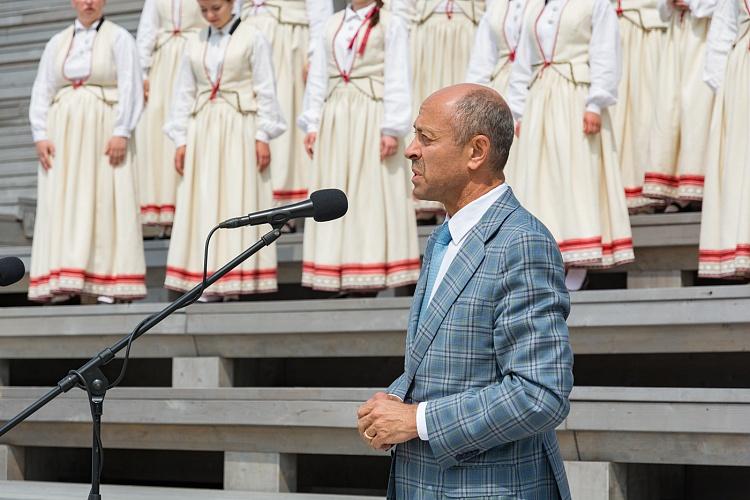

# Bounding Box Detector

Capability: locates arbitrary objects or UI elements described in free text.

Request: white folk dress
[698,0,750,277]
[643,0,717,202]
[507,0,634,268]
[610,0,668,210]
[297,4,420,291]
[164,18,287,296]
[135,0,207,225]
[466,0,528,180]
[241,0,333,203]
[27,19,146,302]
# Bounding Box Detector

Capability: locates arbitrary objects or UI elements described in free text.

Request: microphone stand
[0,225,283,500]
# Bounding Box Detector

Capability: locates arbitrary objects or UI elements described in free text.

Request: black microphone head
[0,257,25,287]
[310,189,348,223]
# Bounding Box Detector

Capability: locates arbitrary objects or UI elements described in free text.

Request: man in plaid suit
[357,84,574,499]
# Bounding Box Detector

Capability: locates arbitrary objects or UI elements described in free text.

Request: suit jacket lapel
[404,189,521,385]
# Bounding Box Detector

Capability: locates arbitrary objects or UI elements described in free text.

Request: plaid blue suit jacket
[386,188,573,499]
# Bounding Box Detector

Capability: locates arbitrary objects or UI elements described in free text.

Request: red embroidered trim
[699,245,750,261]
[140,204,176,213]
[273,189,309,200]
[644,172,705,187]
[302,259,422,277]
[30,269,145,286]
[166,266,277,280]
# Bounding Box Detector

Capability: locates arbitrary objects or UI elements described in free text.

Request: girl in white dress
[135,0,207,226]
[241,0,333,207]
[643,0,717,203]
[698,0,750,278]
[298,0,421,292]
[610,0,668,211]
[164,0,286,297]
[507,0,633,289]
[28,0,146,303]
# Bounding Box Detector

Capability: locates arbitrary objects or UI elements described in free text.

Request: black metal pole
[0,225,283,500]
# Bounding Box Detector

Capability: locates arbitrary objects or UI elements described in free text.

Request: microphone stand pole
[0,225,283,500]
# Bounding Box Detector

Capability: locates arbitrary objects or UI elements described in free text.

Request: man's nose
[404,137,419,160]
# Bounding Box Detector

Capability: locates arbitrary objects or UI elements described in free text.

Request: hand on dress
[256,140,271,171]
[106,136,128,167]
[357,391,418,451]
[380,135,398,161]
[143,79,150,103]
[304,132,317,159]
[35,140,55,170]
[175,145,186,175]
[672,0,690,10]
[583,111,601,135]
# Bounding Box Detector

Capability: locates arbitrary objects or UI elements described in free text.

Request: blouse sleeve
[163,50,196,147]
[381,15,413,137]
[136,0,160,79]
[250,31,288,142]
[586,0,621,114]
[296,19,329,134]
[29,36,61,143]
[306,0,334,57]
[112,27,145,138]
[688,0,718,18]
[657,0,674,21]
[702,0,737,91]
[466,9,499,84]
[505,20,535,121]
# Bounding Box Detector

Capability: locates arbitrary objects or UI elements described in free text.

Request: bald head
[422,84,514,176]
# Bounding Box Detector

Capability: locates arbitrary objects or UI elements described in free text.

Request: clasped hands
[357,392,419,451]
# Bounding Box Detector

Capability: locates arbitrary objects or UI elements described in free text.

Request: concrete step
[0,480,380,500]
[0,285,747,359]
[0,386,749,466]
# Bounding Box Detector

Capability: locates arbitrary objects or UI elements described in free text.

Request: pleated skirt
[644,14,714,202]
[29,87,146,302]
[611,19,666,210]
[511,71,634,268]
[244,14,311,204]
[302,85,421,291]
[698,38,750,278]
[136,34,187,225]
[165,101,277,295]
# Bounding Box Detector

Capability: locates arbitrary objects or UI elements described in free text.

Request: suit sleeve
[386,372,409,401]
[424,230,574,469]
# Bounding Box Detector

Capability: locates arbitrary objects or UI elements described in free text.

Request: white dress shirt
[29,19,143,142]
[466,0,527,84]
[297,3,413,137]
[658,0,717,20]
[702,0,738,91]
[164,16,287,146]
[415,182,510,440]
[505,0,621,120]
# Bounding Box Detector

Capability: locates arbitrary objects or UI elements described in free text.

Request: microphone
[0,257,25,287]
[219,189,348,229]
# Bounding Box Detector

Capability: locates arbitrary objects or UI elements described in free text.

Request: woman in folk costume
[28,0,146,303]
[642,0,717,204]
[164,0,286,298]
[297,0,421,292]
[506,0,633,290]
[465,0,528,180]
[135,0,207,226]
[240,0,333,211]
[610,0,668,211]
[697,0,750,278]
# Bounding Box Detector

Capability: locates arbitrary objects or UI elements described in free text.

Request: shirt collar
[74,18,102,32]
[446,183,509,245]
[211,15,239,37]
[345,2,377,21]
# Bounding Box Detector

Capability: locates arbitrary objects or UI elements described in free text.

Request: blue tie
[419,223,452,321]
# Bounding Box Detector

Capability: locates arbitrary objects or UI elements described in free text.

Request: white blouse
[163,17,287,146]
[505,0,621,120]
[242,0,334,56]
[703,0,739,91]
[465,0,527,84]
[297,3,413,137]
[658,0,718,20]
[137,0,245,78]
[29,19,143,142]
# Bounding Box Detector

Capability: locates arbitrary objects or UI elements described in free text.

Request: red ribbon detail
[347,6,380,56]
[446,0,455,19]
[509,50,516,62]
[72,80,84,89]
[172,28,181,35]
[616,0,623,16]
[209,79,221,100]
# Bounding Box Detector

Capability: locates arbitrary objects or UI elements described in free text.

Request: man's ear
[467,135,491,172]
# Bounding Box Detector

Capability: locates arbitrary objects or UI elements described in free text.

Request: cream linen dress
[28,20,146,302]
[507,0,634,268]
[298,5,420,291]
[698,0,750,277]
